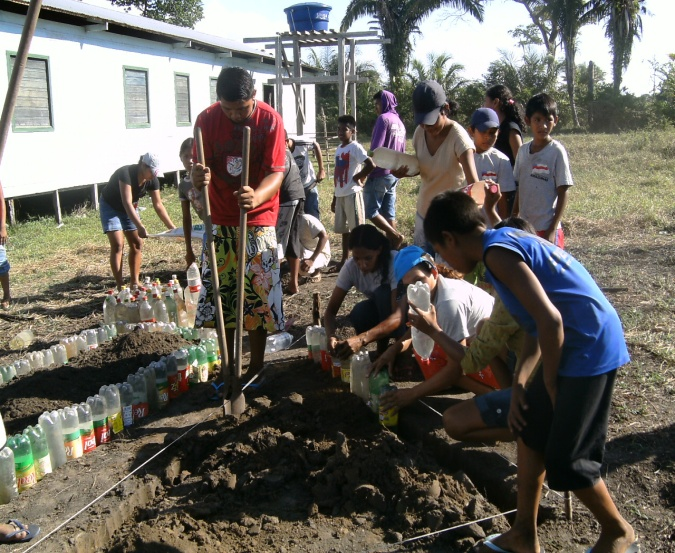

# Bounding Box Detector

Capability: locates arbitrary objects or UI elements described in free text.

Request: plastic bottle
[379,384,399,430]
[172,275,184,299]
[86,329,98,349]
[114,297,125,323]
[153,294,169,324]
[331,358,342,379]
[28,351,43,370]
[139,295,154,323]
[317,328,330,371]
[305,325,316,360]
[7,434,37,492]
[100,385,123,436]
[407,281,435,360]
[9,329,34,350]
[350,351,371,402]
[369,370,390,414]
[164,291,178,324]
[204,339,218,372]
[265,331,293,353]
[118,285,130,302]
[310,327,322,364]
[187,347,199,385]
[185,262,202,327]
[63,337,78,360]
[59,406,84,460]
[195,345,209,382]
[97,327,108,345]
[174,290,189,328]
[23,425,52,480]
[166,355,180,400]
[38,411,67,469]
[15,359,31,376]
[117,382,135,427]
[77,403,97,454]
[173,349,189,393]
[42,347,54,368]
[76,333,88,354]
[340,355,352,384]
[371,147,420,176]
[139,366,158,412]
[154,362,169,409]
[103,290,117,324]
[86,395,110,445]
[0,446,18,504]
[127,374,148,420]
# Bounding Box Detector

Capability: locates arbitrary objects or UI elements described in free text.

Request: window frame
[123,65,151,129]
[174,72,191,126]
[209,76,218,105]
[6,51,55,133]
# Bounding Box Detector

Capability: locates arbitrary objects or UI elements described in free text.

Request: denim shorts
[474,387,511,428]
[99,196,137,233]
[364,174,397,220]
[0,258,9,276]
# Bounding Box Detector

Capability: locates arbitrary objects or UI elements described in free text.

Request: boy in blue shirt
[424,191,637,553]
[512,93,573,248]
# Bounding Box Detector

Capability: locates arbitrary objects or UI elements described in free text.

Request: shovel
[229,127,251,416]
[194,127,231,416]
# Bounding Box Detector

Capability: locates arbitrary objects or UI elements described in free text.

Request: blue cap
[470,107,500,131]
[394,245,433,282]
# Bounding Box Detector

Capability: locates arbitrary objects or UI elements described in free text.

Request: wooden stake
[312,292,321,326]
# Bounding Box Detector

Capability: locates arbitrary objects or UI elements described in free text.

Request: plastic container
[23,425,52,480]
[103,290,117,324]
[166,355,180,399]
[340,355,351,384]
[77,403,97,454]
[9,329,34,350]
[116,382,134,427]
[331,358,341,379]
[0,446,18,504]
[97,327,108,345]
[350,351,371,402]
[305,325,316,360]
[86,329,98,349]
[38,411,67,469]
[42,347,55,368]
[100,385,123,436]
[15,359,31,376]
[317,328,330,371]
[372,147,420,176]
[174,349,189,394]
[284,3,331,32]
[127,374,148,421]
[60,406,84,460]
[155,362,169,409]
[407,281,435,360]
[86,395,110,445]
[379,384,399,430]
[153,295,169,324]
[185,262,202,328]
[195,346,209,383]
[265,331,293,353]
[139,366,158,413]
[7,434,37,491]
[369,370,390,414]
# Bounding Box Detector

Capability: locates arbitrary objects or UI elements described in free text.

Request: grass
[3,129,675,373]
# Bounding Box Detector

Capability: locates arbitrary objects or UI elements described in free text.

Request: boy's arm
[353,157,375,184]
[509,333,541,433]
[458,149,479,184]
[312,141,325,182]
[301,229,328,272]
[484,247,563,405]
[180,200,195,267]
[544,185,570,243]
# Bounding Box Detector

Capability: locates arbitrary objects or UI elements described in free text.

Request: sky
[191,0,673,96]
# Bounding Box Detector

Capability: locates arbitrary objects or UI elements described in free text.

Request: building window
[174,73,190,125]
[7,54,53,131]
[124,67,150,128]
[263,84,275,109]
[209,77,218,104]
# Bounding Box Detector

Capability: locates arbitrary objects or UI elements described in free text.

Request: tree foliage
[109,0,204,28]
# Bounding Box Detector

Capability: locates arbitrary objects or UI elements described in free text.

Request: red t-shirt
[193,100,286,226]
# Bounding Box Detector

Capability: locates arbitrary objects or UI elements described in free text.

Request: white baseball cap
[141,152,162,178]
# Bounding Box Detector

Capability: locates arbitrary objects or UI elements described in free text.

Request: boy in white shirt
[331,115,375,270]
[468,108,516,220]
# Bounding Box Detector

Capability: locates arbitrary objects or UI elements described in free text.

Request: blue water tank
[284,3,332,33]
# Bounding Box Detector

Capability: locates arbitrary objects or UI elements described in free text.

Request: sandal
[304,273,322,283]
[0,519,40,544]
[208,382,224,401]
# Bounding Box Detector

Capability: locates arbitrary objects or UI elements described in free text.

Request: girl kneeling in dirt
[324,225,405,360]
[99,153,176,289]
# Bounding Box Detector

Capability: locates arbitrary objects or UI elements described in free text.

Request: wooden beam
[172,41,192,49]
[84,22,108,32]
[91,183,99,210]
[272,75,369,85]
[244,30,379,43]
[7,199,15,226]
[52,189,62,226]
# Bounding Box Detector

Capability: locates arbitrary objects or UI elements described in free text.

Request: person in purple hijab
[365,90,407,249]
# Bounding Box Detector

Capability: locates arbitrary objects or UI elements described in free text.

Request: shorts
[99,196,137,233]
[364,174,398,220]
[536,228,565,249]
[474,387,511,428]
[519,367,617,491]
[0,258,9,276]
[195,225,285,333]
[276,199,304,257]
[304,186,320,219]
[334,191,365,234]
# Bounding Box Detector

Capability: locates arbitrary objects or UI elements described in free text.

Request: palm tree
[407,53,467,96]
[586,0,646,93]
[340,0,485,87]
[511,0,559,82]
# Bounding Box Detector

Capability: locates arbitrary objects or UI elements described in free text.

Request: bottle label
[93,417,110,444]
[178,368,189,392]
[341,367,351,384]
[331,361,341,379]
[307,346,313,360]
[34,454,52,480]
[133,402,149,420]
[199,364,209,383]
[168,374,179,399]
[81,428,97,453]
[141,317,156,323]
[122,405,134,427]
[157,384,169,407]
[189,284,201,293]
[379,407,399,429]
[16,464,37,492]
[64,431,83,459]
[320,351,331,372]
[110,411,124,434]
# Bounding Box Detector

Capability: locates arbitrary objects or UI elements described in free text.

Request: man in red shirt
[192,66,286,380]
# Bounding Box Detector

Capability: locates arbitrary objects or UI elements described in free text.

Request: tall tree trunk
[564,40,580,127]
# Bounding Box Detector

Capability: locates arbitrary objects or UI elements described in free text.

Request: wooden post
[91,183,99,210]
[52,189,62,225]
[349,39,357,119]
[7,199,15,226]
[312,292,321,326]
[337,36,346,116]
[174,170,181,188]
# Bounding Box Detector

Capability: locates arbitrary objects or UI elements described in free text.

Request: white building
[0,0,317,207]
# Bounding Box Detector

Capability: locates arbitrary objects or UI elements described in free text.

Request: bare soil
[0,229,673,552]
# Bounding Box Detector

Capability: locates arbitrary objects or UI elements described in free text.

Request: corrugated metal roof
[5,0,274,60]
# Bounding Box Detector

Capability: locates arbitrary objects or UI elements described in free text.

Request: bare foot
[589,524,637,553]
[1,297,10,309]
[473,530,541,553]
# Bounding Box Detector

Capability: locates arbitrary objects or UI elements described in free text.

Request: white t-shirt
[292,137,317,189]
[334,141,369,197]
[433,276,495,341]
[474,147,516,193]
[413,122,475,216]
[335,251,399,297]
[514,139,574,231]
[298,214,330,259]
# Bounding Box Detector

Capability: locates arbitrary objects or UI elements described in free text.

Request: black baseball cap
[412,80,447,126]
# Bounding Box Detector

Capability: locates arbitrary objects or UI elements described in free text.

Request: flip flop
[0,519,40,544]
[478,534,544,553]
[585,542,640,553]
[208,381,224,401]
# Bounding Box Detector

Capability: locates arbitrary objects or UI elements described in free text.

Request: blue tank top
[482,228,629,377]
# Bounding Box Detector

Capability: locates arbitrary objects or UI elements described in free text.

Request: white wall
[0,12,315,198]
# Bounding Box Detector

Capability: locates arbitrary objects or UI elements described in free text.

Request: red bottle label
[81,429,97,453]
[168,374,179,399]
[93,418,110,444]
[321,351,331,371]
[133,402,149,420]
[178,368,189,393]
